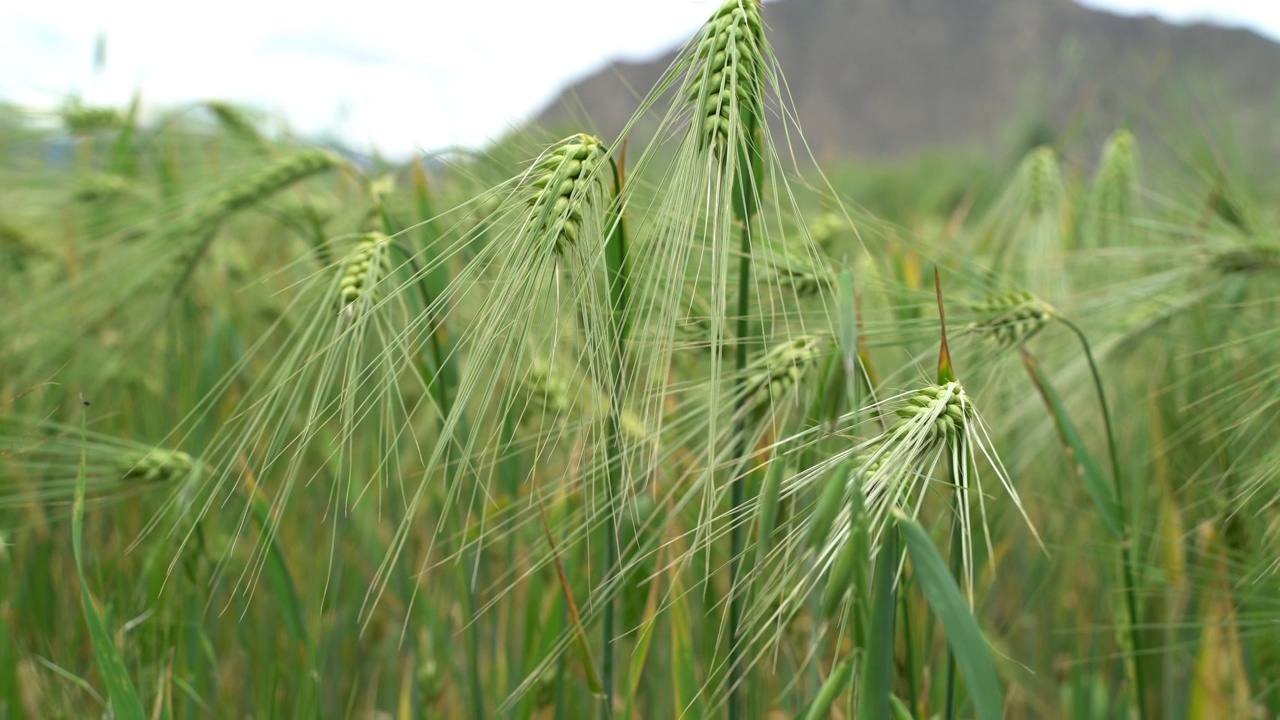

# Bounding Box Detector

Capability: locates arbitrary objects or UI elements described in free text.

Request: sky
[2,1,1278,158]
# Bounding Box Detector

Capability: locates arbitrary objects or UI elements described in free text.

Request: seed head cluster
[1211,243,1280,275]
[339,232,392,306]
[746,334,827,415]
[969,290,1056,348]
[759,247,834,297]
[527,134,611,256]
[117,448,195,483]
[523,359,571,417]
[1027,147,1059,215]
[62,105,124,133]
[192,149,342,235]
[891,382,972,449]
[687,0,765,154]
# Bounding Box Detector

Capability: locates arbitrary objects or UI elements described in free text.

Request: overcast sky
[2,1,1277,157]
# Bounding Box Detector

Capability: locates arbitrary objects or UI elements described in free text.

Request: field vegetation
[2,1,1279,718]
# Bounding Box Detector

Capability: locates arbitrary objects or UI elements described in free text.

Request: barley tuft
[62,104,124,133]
[522,359,572,418]
[1027,146,1060,215]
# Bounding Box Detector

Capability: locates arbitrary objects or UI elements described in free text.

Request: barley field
[2,1,1278,718]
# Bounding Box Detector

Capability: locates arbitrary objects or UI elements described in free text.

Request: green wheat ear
[526,134,611,256]
[1027,146,1060,216]
[757,243,835,297]
[968,290,1057,348]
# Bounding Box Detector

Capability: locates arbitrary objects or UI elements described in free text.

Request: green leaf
[1021,350,1123,538]
[895,512,1003,720]
[537,506,603,696]
[934,267,956,384]
[243,480,310,649]
[858,530,898,720]
[803,656,853,720]
[668,570,705,719]
[75,405,147,720]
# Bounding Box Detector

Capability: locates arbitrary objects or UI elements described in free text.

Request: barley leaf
[243,478,310,649]
[537,505,603,696]
[1021,350,1123,538]
[803,656,853,720]
[669,569,705,719]
[623,560,661,719]
[894,512,1003,720]
[75,405,147,720]
[857,529,898,720]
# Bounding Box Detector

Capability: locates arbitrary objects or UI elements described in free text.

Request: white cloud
[2,1,1277,157]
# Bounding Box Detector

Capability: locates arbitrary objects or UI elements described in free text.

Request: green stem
[944,446,964,720]
[900,576,917,715]
[600,160,630,719]
[1060,317,1149,720]
[728,215,754,720]
[398,243,485,720]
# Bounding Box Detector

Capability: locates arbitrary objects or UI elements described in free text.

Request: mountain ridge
[532,0,1280,162]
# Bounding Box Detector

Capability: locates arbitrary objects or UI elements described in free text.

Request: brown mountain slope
[533,0,1280,161]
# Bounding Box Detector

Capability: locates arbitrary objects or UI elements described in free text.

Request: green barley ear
[190,148,343,237]
[337,231,393,308]
[688,0,766,157]
[526,133,612,256]
[1078,128,1138,251]
[1210,243,1280,275]
[758,243,835,297]
[809,211,852,251]
[968,290,1057,348]
[205,100,271,152]
[1096,130,1135,209]
[174,148,344,294]
[116,447,195,483]
[62,103,124,133]
[73,173,141,204]
[891,382,973,450]
[521,358,572,419]
[744,333,828,417]
[1027,146,1060,216]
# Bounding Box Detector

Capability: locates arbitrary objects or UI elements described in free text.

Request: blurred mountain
[532,0,1280,161]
